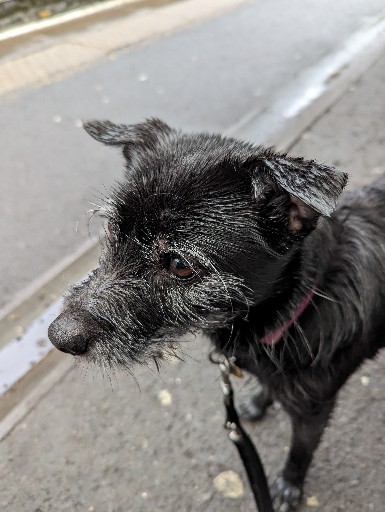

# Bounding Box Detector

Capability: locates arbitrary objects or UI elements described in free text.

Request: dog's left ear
[249,150,348,233]
[83,118,174,167]
[82,118,173,150]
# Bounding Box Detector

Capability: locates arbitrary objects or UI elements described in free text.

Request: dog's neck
[260,283,317,345]
[255,218,338,345]
[244,221,332,333]
[212,218,337,365]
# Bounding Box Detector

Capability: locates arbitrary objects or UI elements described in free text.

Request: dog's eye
[169,257,194,279]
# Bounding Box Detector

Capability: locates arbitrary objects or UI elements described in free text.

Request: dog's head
[48,119,347,368]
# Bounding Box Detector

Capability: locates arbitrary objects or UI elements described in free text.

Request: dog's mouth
[48,307,180,364]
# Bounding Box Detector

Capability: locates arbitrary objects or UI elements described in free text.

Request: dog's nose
[48,310,104,355]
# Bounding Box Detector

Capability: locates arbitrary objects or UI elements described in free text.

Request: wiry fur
[49,119,385,511]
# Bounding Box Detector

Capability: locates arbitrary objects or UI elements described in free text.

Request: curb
[0,0,139,42]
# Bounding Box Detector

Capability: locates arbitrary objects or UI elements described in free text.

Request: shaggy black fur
[48,119,385,511]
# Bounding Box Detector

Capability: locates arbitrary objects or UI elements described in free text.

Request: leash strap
[210,351,273,512]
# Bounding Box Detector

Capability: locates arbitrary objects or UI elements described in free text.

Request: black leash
[210,350,274,512]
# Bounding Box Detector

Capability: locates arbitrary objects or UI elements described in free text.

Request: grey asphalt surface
[1,0,385,309]
[1,28,385,512]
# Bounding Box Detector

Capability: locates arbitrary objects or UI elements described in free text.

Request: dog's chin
[70,332,183,372]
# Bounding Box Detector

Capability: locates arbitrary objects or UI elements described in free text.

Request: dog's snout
[48,310,104,355]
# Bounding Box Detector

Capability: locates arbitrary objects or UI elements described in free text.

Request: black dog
[49,119,385,511]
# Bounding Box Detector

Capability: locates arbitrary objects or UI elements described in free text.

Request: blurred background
[0,1,384,511]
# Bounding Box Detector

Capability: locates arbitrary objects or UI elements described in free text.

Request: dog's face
[48,119,347,368]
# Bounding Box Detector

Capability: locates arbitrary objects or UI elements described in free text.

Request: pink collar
[260,284,316,346]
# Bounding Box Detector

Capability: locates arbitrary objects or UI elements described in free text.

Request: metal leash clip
[209,349,243,376]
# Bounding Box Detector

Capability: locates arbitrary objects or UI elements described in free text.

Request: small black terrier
[49,119,385,511]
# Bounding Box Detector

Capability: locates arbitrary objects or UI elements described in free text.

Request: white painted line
[230,14,385,146]
[0,300,62,396]
[0,0,138,42]
[283,16,385,119]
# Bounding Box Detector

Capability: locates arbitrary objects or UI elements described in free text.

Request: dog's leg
[237,384,273,421]
[272,399,335,512]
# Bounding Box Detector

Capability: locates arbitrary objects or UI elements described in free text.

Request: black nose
[48,310,104,355]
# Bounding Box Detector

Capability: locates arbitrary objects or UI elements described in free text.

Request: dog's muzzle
[48,310,104,355]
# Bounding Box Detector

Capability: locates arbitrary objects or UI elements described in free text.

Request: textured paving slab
[0,338,383,512]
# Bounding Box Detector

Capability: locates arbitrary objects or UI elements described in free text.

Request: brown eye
[169,257,194,279]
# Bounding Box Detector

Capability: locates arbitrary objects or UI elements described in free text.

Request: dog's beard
[68,267,252,372]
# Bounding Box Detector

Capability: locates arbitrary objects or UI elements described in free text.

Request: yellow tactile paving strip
[0,0,247,97]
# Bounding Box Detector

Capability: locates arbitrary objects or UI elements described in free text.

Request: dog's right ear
[83,118,173,149]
